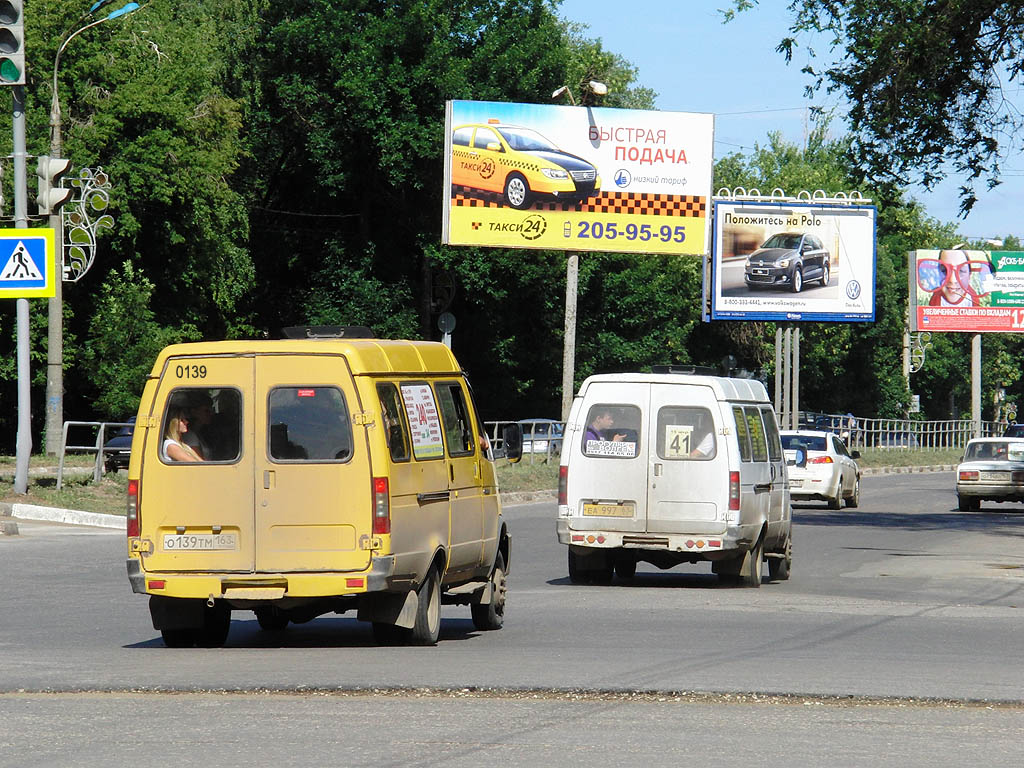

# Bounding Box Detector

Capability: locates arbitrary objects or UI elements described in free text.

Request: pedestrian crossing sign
[0,229,56,298]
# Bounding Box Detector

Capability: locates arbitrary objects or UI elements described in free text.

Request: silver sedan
[955,438,1024,511]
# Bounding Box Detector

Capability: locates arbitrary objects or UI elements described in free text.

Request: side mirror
[851,450,861,460]
[501,423,523,464]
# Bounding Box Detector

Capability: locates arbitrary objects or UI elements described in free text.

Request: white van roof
[577,373,770,404]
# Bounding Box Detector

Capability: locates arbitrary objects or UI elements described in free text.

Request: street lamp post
[44,1,140,455]
[553,79,607,422]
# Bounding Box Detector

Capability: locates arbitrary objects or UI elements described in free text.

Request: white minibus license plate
[163,533,238,551]
[582,503,634,518]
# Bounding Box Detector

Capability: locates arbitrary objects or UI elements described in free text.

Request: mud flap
[356,590,418,629]
[149,595,206,630]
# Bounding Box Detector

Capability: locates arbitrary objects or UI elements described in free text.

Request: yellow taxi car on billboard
[451,120,600,209]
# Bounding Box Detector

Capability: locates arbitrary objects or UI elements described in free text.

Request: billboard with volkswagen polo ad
[442,100,714,255]
[709,200,877,322]
[908,249,1024,332]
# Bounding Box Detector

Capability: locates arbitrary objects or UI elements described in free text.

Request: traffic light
[0,0,24,86]
[36,156,74,215]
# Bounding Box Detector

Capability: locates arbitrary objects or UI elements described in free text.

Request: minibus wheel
[768,537,791,581]
[196,602,231,647]
[471,551,506,631]
[255,607,289,632]
[410,566,441,645]
[160,628,195,648]
[614,554,636,580]
[741,536,764,588]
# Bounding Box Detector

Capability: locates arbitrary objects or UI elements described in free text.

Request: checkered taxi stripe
[451,186,706,217]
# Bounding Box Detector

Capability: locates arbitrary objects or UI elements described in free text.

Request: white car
[780,430,861,509]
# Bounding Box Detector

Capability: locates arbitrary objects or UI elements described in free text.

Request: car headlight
[777,259,790,268]
[541,168,569,180]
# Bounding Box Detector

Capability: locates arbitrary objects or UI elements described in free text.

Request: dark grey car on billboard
[743,232,830,293]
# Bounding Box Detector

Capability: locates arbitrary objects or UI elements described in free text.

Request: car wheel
[741,535,764,588]
[957,494,971,512]
[820,261,830,286]
[409,565,441,645]
[791,266,803,293]
[471,551,506,631]
[504,173,531,209]
[827,487,842,510]
[845,477,860,508]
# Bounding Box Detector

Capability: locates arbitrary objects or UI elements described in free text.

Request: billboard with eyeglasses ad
[709,200,877,322]
[441,99,714,255]
[908,249,1024,332]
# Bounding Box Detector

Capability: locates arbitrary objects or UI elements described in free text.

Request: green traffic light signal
[0,0,23,86]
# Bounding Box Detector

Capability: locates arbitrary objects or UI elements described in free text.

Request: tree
[80,263,198,419]
[726,1,1024,215]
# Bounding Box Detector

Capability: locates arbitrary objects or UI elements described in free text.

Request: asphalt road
[2,471,1023,765]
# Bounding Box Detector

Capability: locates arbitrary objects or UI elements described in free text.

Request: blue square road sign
[0,229,56,299]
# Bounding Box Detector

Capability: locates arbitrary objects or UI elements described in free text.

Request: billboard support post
[972,334,982,437]
[561,251,578,422]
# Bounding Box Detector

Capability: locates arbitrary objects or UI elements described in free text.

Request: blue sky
[557,0,1023,242]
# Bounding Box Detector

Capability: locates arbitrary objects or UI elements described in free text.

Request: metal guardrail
[488,414,1006,462]
[58,420,133,489]
[486,421,565,464]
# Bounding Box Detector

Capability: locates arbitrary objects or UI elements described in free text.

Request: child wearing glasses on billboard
[917,249,994,307]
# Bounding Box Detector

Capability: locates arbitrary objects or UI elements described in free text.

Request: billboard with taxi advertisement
[909,249,1024,332]
[709,200,877,322]
[442,100,713,256]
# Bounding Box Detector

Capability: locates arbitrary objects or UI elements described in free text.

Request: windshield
[497,127,559,152]
[963,441,1024,461]
[761,234,803,250]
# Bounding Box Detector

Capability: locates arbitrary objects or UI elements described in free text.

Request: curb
[1,502,125,530]
[860,465,955,475]
[1,466,954,525]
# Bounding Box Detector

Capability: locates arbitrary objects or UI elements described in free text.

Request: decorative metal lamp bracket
[909,331,932,374]
[61,166,114,282]
[713,187,873,206]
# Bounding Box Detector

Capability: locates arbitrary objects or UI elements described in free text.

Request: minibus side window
[377,383,410,462]
[582,404,641,458]
[744,406,769,462]
[656,406,716,460]
[733,406,751,462]
[435,381,475,457]
[268,387,352,462]
[760,406,783,462]
[160,387,242,464]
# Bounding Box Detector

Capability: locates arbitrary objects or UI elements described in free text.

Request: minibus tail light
[558,465,568,506]
[127,479,140,538]
[729,471,740,511]
[372,476,390,534]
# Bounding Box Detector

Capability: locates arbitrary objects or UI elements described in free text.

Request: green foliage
[81,263,199,419]
[727,0,1024,215]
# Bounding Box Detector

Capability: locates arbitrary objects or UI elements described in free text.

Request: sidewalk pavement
[1,465,955,534]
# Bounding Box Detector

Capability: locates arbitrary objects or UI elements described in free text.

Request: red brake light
[959,470,979,481]
[558,465,568,506]
[372,476,390,535]
[729,471,740,511]
[808,455,834,464]
[127,479,140,538]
